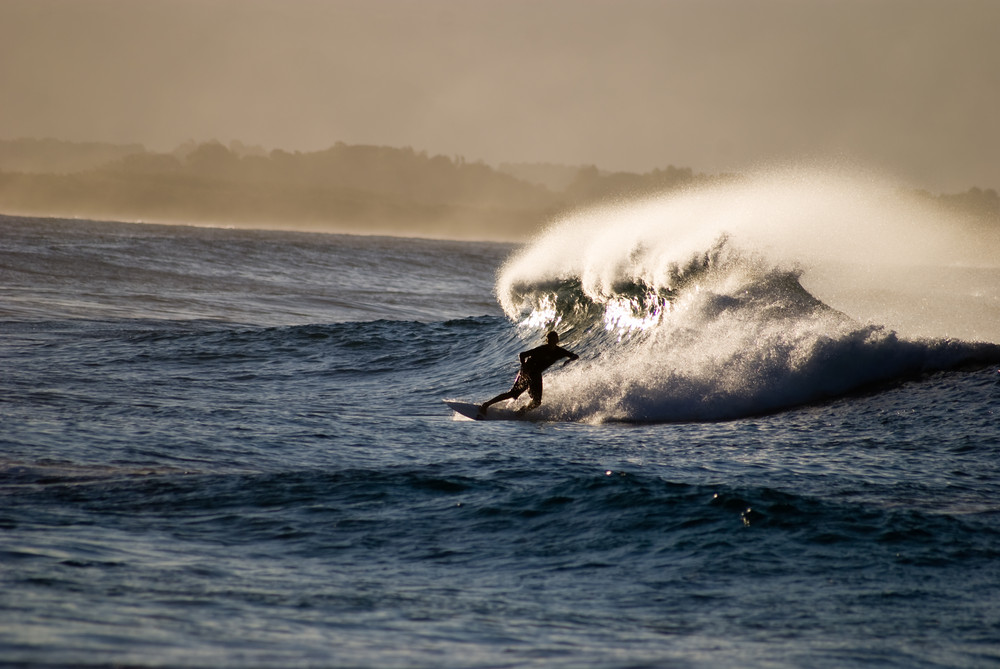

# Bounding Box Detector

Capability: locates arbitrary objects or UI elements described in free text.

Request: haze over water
[2,0,999,194]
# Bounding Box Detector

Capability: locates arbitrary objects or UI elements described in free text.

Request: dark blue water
[2,213,1000,668]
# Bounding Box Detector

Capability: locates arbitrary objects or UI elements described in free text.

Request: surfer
[479,331,578,416]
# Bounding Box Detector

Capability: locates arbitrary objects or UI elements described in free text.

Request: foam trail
[495,166,1000,422]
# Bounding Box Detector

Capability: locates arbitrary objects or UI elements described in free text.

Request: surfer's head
[547,331,559,345]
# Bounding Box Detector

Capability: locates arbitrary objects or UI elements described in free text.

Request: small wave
[13,463,994,566]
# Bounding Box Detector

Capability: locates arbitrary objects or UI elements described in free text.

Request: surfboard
[444,399,535,421]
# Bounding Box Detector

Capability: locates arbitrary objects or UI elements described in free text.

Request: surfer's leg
[480,374,528,415]
[479,391,514,414]
[517,374,543,414]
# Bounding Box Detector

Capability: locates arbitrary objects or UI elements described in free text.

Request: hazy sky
[2,0,998,191]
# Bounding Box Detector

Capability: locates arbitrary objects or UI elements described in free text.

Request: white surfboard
[444,400,536,421]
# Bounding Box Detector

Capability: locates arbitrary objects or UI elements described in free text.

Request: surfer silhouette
[479,331,578,417]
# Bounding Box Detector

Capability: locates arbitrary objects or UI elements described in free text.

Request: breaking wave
[494,168,1000,422]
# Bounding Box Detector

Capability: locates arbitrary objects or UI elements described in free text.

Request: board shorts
[509,370,543,403]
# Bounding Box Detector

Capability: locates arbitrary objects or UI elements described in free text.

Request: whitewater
[2,167,999,668]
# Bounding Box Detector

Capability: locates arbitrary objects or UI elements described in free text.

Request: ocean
[2,170,1000,668]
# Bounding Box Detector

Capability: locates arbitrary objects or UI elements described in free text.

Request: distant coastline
[1,138,996,241]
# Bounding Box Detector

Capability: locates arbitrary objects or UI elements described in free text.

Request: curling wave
[494,169,1000,422]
